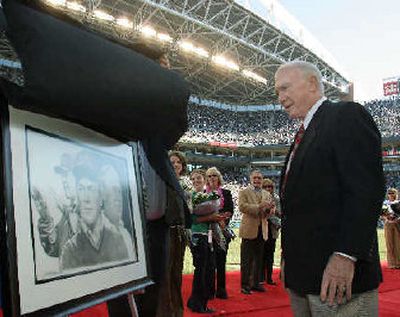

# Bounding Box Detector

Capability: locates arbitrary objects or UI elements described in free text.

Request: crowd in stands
[181,103,299,146]
[365,97,400,138]
[181,97,400,146]
[386,170,400,189]
[181,97,400,223]
[220,169,399,226]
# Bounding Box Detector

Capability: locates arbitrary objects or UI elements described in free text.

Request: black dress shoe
[267,280,277,285]
[216,289,228,299]
[191,307,216,314]
[241,287,252,295]
[251,285,267,292]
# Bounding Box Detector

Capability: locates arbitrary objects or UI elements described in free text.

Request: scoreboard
[383,77,400,96]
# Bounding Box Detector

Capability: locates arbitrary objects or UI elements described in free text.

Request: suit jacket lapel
[284,101,329,197]
[279,142,294,198]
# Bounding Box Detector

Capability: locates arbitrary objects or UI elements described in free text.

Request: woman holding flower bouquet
[206,167,234,299]
[187,169,227,314]
[382,188,400,269]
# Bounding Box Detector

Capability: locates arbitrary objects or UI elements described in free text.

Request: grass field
[183,228,387,274]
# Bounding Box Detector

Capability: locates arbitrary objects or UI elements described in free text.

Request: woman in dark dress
[205,167,234,299]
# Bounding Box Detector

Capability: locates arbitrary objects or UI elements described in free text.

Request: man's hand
[259,200,275,216]
[320,254,355,306]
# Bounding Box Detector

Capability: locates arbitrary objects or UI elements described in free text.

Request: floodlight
[116,17,133,29]
[140,25,157,37]
[179,41,209,58]
[212,55,239,71]
[243,70,267,84]
[193,47,209,58]
[179,41,194,51]
[45,0,66,6]
[93,10,115,22]
[157,33,173,43]
[66,1,86,12]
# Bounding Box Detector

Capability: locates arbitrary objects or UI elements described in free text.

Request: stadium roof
[0,0,350,106]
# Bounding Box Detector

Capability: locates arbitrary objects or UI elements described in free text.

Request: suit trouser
[263,224,276,282]
[136,218,169,317]
[240,226,264,289]
[384,222,400,268]
[212,239,230,294]
[187,234,215,311]
[288,288,378,317]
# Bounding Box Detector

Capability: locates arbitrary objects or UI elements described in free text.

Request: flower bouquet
[269,215,281,228]
[382,203,400,221]
[192,191,220,216]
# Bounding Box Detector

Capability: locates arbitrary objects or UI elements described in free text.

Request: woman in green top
[187,169,226,314]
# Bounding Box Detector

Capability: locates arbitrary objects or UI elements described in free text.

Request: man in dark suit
[275,61,385,316]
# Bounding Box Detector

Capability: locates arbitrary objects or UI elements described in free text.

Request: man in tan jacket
[239,170,274,294]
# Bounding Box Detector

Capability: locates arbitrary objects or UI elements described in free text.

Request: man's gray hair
[278,61,325,94]
[250,169,263,177]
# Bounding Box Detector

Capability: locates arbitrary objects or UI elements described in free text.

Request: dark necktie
[282,124,305,193]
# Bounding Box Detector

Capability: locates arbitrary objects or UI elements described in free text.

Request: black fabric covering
[1,0,189,149]
[0,8,6,30]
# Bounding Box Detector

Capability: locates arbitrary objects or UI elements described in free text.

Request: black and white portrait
[6,107,148,315]
[27,128,138,281]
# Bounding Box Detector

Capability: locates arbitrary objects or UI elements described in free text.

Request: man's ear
[308,75,319,93]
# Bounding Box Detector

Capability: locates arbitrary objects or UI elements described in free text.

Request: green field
[183,229,387,274]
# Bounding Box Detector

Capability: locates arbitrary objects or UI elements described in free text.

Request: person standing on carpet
[154,150,191,317]
[261,178,281,286]
[382,188,400,269]
[205,167,234,299]
[275,61,385,316]
[187,169,226,314]
[239,170,274,295]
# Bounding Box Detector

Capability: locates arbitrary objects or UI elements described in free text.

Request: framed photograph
[0,104,151,316]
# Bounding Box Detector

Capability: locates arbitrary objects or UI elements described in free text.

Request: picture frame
[0,103,151,316]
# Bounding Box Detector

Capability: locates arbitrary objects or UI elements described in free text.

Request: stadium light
[179,41,194,51]
[212,55,240,71]
[66,1,86,13]
[242,70,267,84]
[116,17,133,29]
[157,33,173,43]
[93,10,115,22]
[140,25,157,38]
[179,41,209,58]
[45,0,66,6]
[193,47,209,58]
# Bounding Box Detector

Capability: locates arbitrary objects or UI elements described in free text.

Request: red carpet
[182,262,400,317]
[182,269,290,317]
[0,263,399,316]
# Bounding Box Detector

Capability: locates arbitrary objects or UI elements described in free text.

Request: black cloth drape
[1,0,189,149]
